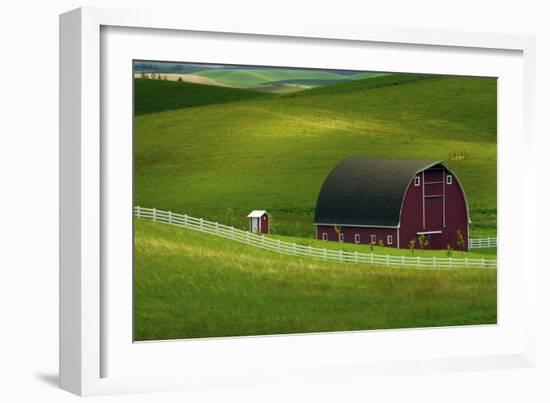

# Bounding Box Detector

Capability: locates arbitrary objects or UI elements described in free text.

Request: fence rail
[468,237,497,249]
[134,206,497,270]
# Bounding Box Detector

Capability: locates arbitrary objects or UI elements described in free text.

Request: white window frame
[354,234,360,244]
[370,234,377,244]
[387,235,393,245]
[322,232,328,241]
[446,174,453,185]
[338,233,344,242]
[414,176,421,186]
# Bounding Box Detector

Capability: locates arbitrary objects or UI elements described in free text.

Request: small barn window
[370,234,377,244]
[338,233,344,242]
[387,235,393,245]
[322,232,328,241]
[414,176,421,186]
[354,234,360,244]
[446,174,453,185]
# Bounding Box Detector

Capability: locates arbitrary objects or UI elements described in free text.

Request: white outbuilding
[247,210,270,234]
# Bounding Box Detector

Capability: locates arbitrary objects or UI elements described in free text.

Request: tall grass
[134,220,497,341]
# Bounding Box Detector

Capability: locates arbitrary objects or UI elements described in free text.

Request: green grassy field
[134,74,497,238]
[134,79,271,115]
[134,219,497,341]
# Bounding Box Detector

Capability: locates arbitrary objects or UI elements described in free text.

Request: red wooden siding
[260,213,269,234]
[425,197,444,228]
[399,165,468,251]
[316,225,397,247]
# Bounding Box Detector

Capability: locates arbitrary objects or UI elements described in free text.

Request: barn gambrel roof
[313,157,469,227]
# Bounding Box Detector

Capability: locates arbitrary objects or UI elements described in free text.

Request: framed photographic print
[60,6,538,396]
[132,60,497,342]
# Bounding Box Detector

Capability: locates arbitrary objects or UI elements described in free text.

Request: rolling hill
[134,219,497,340]
[195,69,362,88]
[134,74,497,238]
[134,78,272,115]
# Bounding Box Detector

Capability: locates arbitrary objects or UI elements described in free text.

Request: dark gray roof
[314,157,442,227]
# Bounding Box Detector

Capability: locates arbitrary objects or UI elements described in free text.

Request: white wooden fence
[134,206,497,270]
[468,236,497,249]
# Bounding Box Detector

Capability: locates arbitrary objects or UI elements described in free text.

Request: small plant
[456,229,465,255]
[446,244,454,257]
[408,238,416,255]
[178,77,183,82]
[449,150,466,161]
[417,233,428,250]
[226,208,234,224]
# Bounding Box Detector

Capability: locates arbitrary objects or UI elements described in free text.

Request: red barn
[314,158,470,251]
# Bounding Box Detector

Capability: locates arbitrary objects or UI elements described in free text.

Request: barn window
[338,233,344,242]
[387,235,393,245]
[370,234,377,244]
[322,232,328,241]
[354,234,360,244]
[414,176,421,186]
[446,174,453,185]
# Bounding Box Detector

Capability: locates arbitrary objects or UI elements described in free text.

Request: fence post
[482,258,485,268]
[355,251,358,264]
[370,253,373,264]
[152,208,157,221]
[324,248,327,260]
[168,211,172,224]
[136,206,141,219]
[293,243,297,255]
[449,256,452,268]
[401,255,405,267]
[417,256,420,268]
[386,254,389,267]
[339,250,343,263]
[183,214,187,226]
[215,222,219,233]
[199,218,203,230]
[309,245,312,257]
[465,257,468,268]
[433,256,436,268]
[277,240,281,253]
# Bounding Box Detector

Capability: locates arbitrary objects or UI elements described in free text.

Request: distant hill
[134,78,271,115]
[193,68,352,88]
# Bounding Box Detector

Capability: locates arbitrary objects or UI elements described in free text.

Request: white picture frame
[59,6,538,396]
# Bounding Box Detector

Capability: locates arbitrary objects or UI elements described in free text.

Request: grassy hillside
[134,219,497,340]
[134,78,271,115]
[134,74,497,237]
[284,73,433,97]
